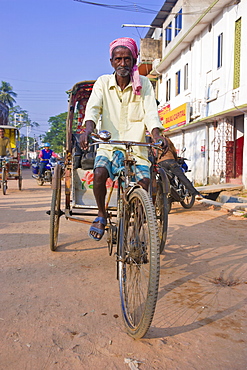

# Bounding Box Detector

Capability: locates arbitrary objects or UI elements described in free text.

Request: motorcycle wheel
[180,186,195,209]
[37,178,44,186]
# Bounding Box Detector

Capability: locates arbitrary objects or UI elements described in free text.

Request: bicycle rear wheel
[18,176,22,190]
[50,168,62,251]
[118,188,160,339]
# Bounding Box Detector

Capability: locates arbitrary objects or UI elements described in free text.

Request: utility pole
[14,113,18,127]
[26,124,31,159]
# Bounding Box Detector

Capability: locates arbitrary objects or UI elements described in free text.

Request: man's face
[110,47,135,78]
[44,146,49,150]
[0,129,4,138]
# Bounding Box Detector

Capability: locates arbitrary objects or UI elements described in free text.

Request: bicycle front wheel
[2,167,7,195]
[118,188,160,339]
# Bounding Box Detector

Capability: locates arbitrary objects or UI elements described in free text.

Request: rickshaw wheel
[50,168,62,251]
[18,176,22,190]
[2,167,7,195]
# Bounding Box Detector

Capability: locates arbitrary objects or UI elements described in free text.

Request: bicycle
[49,130,169,338]
[49,81,170,339]
[89,130,169,338]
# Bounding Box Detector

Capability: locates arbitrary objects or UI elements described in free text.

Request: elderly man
[80,37,167,241]
[0,127,13,157]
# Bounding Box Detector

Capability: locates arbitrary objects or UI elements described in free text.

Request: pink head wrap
[109,37,142,95]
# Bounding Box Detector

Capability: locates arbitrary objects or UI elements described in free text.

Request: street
[0,169,246,370]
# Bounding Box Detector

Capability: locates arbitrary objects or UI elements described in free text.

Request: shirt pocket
[128,102,144,122]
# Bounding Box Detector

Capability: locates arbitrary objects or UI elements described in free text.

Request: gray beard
[116,68,130,77]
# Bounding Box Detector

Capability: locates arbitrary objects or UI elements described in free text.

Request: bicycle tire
[180,185,195,209]
[18,176,22,190]
[118,187,160,339]
[2,167,7,195]
[50,173,62,251]
[155,179,169,254]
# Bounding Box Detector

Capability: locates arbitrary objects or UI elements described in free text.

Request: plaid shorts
[94,150,150,182]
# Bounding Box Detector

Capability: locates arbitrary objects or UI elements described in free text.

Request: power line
[73,0,158,13]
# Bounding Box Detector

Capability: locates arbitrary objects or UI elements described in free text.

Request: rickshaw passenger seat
[72,133,96,170]
[72,133,83,169]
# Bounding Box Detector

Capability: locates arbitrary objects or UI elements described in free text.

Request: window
[165,22,172,46]
[175,71,181,95]
[166,78,171,102]
[217,33,223,69]
[184,63,188,90]
[233,18,241,89]
[175,8,182,36]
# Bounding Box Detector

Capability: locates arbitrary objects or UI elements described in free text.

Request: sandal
[89,216,107,241]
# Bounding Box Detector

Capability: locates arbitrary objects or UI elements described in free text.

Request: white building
[141,0,247,188]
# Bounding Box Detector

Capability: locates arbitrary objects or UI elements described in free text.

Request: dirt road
[0,169,246,370]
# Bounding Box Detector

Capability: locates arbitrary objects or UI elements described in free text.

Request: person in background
[38,143,60,178]
[0,127,13,157]
[80,37,167,241]
[158,136,203,199]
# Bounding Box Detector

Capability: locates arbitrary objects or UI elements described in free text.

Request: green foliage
[0,81,17,108]
[20,136,39,153]
[42,112,78,154]
[42,112,67,154]
[8,106,39,130]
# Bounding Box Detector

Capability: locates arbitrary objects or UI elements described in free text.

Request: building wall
[153,0,247,188]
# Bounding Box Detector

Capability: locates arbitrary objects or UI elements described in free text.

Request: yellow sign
[159,103,189,132]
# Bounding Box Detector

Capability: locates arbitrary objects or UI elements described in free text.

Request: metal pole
[121,24,154,28]
[26,125,30,159]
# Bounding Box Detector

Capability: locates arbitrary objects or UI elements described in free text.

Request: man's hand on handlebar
[79,120,95,150]
[151,128,169,154]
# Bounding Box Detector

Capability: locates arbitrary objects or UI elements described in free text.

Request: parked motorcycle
[164,148,195,212]
[32,158,57,186]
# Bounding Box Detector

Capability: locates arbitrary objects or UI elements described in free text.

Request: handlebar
[90,131,164,151]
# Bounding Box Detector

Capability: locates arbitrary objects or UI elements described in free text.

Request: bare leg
[138,177,150,192]
[90,167,109,239]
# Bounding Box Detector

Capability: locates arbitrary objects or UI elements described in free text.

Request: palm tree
[0,81,17,108]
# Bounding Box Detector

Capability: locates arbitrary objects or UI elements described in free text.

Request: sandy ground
[0,169,246,370]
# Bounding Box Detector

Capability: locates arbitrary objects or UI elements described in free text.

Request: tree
[0,81,17,108]
[9,106,39,130]
[42,112,77,154]
[42,112,67,154]
[20,135,39,153]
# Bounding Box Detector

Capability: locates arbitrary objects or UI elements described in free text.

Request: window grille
[165,22,172,46]
[175,9,182,36]
[217,33,223,69]
[175,71,181,96]
[184,63,188,90]
[233,18,241,89]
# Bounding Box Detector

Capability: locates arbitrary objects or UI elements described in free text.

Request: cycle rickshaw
[0,124,22,195]
[49,80,169,339]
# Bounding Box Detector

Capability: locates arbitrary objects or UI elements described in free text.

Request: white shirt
[84,73,163,166]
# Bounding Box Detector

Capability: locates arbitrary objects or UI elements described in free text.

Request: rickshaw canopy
[66,80,95,153]
[0,124,20,151]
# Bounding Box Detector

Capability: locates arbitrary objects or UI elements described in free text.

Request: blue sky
[1,0,163,138]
